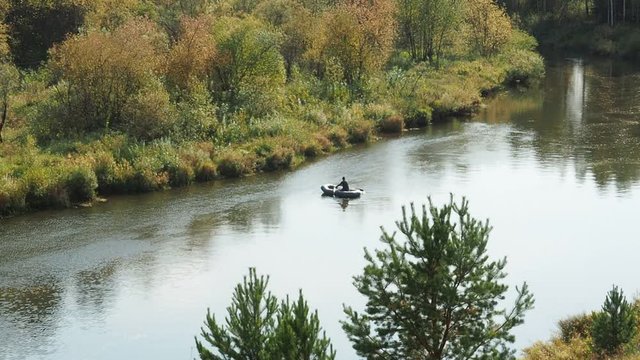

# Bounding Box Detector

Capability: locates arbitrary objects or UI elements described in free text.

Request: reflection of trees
[74,263,117,315]
[0,281,62,357]
[479,58,640,192]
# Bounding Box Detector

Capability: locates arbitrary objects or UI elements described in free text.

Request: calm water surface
[2,58,640,359]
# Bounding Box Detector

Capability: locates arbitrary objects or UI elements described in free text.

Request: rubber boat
[320,184,364,199]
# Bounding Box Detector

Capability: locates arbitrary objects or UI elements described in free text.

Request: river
[2,57,640,359]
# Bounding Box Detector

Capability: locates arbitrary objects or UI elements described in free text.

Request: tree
[342,197,534,360]
[592,285,637,355]
[210,16,285,115]
[4,0,85,68]
[254,0,315,80]
[48,18,169,137]
[195,268,335,360]
[466,0,513,57]
[396,0,464,64]
[166,14,217,93]
[321,0,396,86]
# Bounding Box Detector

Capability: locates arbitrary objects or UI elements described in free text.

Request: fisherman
[337,176,349,191]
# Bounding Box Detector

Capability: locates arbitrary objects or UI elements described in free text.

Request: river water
[2,58,640,359]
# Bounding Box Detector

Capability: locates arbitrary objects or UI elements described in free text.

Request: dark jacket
[337,180,349,191]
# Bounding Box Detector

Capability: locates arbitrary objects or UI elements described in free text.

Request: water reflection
[0,281,62,358]
[476,57,640,192]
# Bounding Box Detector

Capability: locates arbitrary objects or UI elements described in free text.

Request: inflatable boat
[320,184,364,199]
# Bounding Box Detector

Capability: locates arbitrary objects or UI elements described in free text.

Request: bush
[217,151,255,178]
[404,107,432,128]
[64,166,98,203]
[195,160,217,182]
[166,160,195,188]
[0,176,26,215]
[264,145,295,171]
[558,313,593,343]
[378,114,404,133]
[522,337,592,360]
[346,119,373,143]
[120,80,178,141]
[327,127,348,148]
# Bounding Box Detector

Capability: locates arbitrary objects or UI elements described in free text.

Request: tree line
[499,0,640,25]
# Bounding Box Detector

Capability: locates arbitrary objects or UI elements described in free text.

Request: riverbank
[0,48,544,218]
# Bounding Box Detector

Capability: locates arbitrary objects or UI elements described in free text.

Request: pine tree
[342,196,534,360]
[195,268,335,360]
[592,285,637,356]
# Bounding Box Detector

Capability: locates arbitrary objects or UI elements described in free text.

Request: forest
[0,0,544,216]
[498,0,640,57]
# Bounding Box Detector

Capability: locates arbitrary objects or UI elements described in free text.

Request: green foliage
[217,150,255,178]
[592,286,637,356]
[195,268,335,360]
[396,0,463,63]
[44,18,168,139]
[522,337,592,360]
[5,0,84,68]
[211,16,286,116]
[64,166,98,203]
[342,197,534,360]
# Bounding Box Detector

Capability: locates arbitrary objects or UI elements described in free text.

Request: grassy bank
[0,50,543,217]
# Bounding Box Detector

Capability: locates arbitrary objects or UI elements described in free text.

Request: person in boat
[337,177,350,191]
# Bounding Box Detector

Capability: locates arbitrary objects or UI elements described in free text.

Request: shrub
[522,337,592,360]
[120,80,178,141]
[0,176,26,215]
[264,145,295,171]
[378,114,404,133]
[166,160,195,188]
[404,106,432,128]
[304,108,329,126]
[64,166,98,203]
[217,151,255,178]
[327,127,348,148]
[195,160,217,182]
[558,313,593,343]
[346,119,373,143]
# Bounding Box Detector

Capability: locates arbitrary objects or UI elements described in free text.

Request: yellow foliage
[321,0,396,84]
[167,15,216,91]
[522,337,593,360]
[465,0,513,56]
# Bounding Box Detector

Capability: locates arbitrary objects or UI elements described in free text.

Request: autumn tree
[466,0,513,56]
[322,0,396,86]
[396,0,464,63]
[166,14,217,93]
[342,197,534,359]
[47,18,171,138]
[254,0,316,80]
